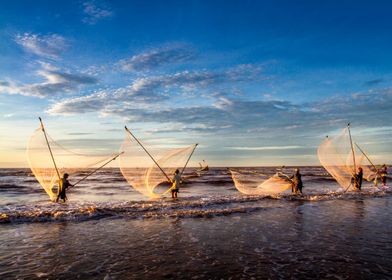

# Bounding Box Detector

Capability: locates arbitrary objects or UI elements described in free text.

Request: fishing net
[317,127,373,191]
[119,132,197,198]
[27,125,116,201]
[198,160,209,172]
[230,169,292,195]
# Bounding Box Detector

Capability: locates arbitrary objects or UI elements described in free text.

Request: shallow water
[0,167,391,279]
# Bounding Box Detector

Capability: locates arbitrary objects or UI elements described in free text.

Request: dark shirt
[354,170,363,189]
[61,178,71,192]
[292,173,303,188]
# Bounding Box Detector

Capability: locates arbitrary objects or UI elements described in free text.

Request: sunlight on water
[0,167,391,278]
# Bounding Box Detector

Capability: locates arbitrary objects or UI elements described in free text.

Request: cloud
[104,99,308,132]
[48,65,264,114]
[118,45,197,71]
[67,132,95,135]
[48,91,109,114]
[311,89,392,121]
[0,66,98,98]
[15,33,68,59]
[227,146,304,150]
[364,78,384,87]
[49,84,392,142]
[82,1,113,25]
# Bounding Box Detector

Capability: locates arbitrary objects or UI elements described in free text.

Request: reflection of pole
[124,126,171,182]
[347,123,356,174]
[72,152,124,188]
[39,117,61,180]
[355,143,377,170]
[180,144,198,177]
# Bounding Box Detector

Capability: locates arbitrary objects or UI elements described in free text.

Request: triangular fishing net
[27,125,116,201]
[119,131,197,198]
[317,127,373,191]
[198,160,209,171]
[230,170,292,195]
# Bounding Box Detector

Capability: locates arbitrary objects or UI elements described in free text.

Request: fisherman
[290,168,303,194]
[198,160,209,172]
[373,165,383,187]
[56,173,73,203]
[373,168,380,187]
[380,164,388,186]
[170,169,181,198]
[353,167,363,191]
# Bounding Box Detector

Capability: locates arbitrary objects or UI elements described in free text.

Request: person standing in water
[290,168,303,194]
[56,173,73,203]
[353,167,363,191]
[380,164,388,187]
[171,169,181,198]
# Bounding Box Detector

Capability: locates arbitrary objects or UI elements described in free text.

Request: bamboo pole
[347,123,357,174]
[39,117,61,180]
[345,123,356,192]
[71,152,124,188]
[124,126,171,182]
[355,143,377,170]
[180,144,198,177]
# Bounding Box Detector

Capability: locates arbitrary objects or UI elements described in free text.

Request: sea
[0,167,391,279]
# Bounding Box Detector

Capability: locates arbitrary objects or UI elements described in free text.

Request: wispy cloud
[364,78,384,87]
[118,44,197,71]
[48,65,264,114]
[67,132,95,135]
[49,85,392,139]
[227,146,304,150]
[0,65,98,98]
[47,91,110,114]
[82,1,113,25]
[15,33,68,59]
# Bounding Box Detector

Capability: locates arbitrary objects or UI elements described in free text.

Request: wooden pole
[355,143,377,170]
[347,123,357,174]
[39,117,61,180]
[71,152,124,187]
[345,123,357,193]
[124,126,171,182]
[180,144,198,177]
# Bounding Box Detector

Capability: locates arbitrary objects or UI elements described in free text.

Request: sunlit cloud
[48,65,265,114]
[15,33,68,59]
[118,44,197,72]
[48,85,392,139]
[0,65,98,98]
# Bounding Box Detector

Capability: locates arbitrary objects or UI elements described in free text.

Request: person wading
[290,168,303,194]
[353,167,363,191]
[56,173,73,203]
[380,164,388,187]
[170,169,181,199]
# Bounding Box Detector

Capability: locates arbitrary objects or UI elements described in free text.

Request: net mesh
[317,127,373,191]
[230,170,292,195]
[119,132,197,198]
[27,126,114,201]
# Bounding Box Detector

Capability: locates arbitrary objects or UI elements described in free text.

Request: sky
[0,0,392,167]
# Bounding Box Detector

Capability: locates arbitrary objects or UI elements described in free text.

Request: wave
[0,184,42,193]
[1,187,390,224]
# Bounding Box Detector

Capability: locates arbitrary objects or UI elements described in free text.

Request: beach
[0,167,391,279]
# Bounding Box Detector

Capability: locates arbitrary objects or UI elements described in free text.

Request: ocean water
[0,167,391,279]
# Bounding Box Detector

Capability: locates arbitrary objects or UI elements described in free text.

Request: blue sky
[1,0,392,167]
